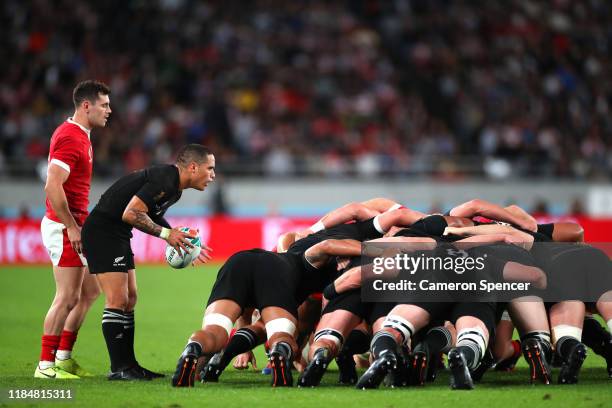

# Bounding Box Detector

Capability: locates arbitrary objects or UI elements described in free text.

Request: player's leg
[591,248,612,378]
[56,270,100,377]
[298,308,361,387]
[336,324,370,385]
[448,314,490,390]
[356,303,432,389]
[261,306,299,387]
[36,265,84,379]
[201,315,266,382]
[491,315,516,365]
[508,300,552,384]
[172,299,242,387]
[549,301,587,384]
[447,302,497,390]
[410,321,455,385]
[96,271,147,380]
[174,250,258,386]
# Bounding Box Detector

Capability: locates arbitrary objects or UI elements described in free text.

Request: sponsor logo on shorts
[113,256,126,267]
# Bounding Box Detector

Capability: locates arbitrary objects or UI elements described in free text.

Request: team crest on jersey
[154,191,166,201]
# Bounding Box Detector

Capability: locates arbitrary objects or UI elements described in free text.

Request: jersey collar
[67,117,91,139]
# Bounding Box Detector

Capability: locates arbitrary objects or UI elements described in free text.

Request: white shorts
[41,216,87,267]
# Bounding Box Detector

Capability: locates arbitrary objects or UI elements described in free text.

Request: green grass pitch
[0,264,609,407]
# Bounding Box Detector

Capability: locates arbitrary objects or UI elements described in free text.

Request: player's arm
[454,233,534,250]
[360,197,401,213]
[300,203,381,237]
[151,214,171,229]
[363,236,438,256]
[323,265,363,299]
[500,260,547,289]
[504,204,538,230]
[45,164,82,253]
[121,195,194,253]
[450,199,537,232]
[374,207,427,233]
[304,239,362,268]
[551,222,584,242]
[445,223,523,238]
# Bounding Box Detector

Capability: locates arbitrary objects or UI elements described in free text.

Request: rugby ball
[165,227,202,269]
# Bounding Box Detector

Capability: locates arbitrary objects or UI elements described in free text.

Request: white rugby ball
[165,227,202,269]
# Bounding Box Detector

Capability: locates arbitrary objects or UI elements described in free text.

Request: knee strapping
[552,325,582,344]
[203,313,234,336]
[314,328,344,348]
[382,315,415,345]
[456,326,487,361]
[265,318,296,340]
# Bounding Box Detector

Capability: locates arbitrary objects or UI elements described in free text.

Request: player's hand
[519,218,538,232]
[166,227,195,254]
[295,229,313,241]
[66,225,82,254]
[193,244,213,266]
[336,256,351,271]
[233,351,257,370]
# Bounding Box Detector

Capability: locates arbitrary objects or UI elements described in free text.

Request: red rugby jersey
[44,118,93,226]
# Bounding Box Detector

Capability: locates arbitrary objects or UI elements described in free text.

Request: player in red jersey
[36,80,111,379]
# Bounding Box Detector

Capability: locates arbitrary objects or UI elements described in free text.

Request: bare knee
[126,291,137,311]
[105,293,129,311]
[53,292,81,311]
[80,286,101,306]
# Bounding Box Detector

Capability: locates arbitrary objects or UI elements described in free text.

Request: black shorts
[547,244,612,301]
[207,249,301,318]
[404,301,497,335]
[322,289,395,326]
[82,211,135,273]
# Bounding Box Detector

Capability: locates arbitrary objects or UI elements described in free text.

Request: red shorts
[41,216,87,267]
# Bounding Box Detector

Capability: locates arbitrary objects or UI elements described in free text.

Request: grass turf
[0,264,609,408]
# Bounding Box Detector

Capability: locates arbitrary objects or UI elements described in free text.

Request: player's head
[73,80,111,128]
[175,144,215,190]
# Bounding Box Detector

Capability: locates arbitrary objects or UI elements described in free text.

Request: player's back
[93,164,181,221]
[286,218,381,256]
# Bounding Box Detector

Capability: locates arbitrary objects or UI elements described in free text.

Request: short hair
[175,144,212,167]
[73,80,111,108]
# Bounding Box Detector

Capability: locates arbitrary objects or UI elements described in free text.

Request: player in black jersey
[199,206,424,383]
[81,144,215,380]
[353,230,547,390]
[443,215,612,383]
[171,237,366,388]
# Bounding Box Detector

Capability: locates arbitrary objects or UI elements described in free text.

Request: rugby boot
[200,352,225,383]
[335,352,358,385]
[522,338,551,385]
[298,348,332,387]
[356,353,397,389]
[558,342,587,384]
[171,343,201,387]
[448,348,474,390]
[269,343,293,387]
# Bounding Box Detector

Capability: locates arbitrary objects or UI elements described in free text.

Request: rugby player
[36,80,110,380]
[444,217,612,383]
[81,144,215,380]
[171,238,365,387]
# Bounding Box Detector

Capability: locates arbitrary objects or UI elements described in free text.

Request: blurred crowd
[1,0,611,179]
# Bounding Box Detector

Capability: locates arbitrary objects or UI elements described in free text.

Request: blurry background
[1,0,611,219]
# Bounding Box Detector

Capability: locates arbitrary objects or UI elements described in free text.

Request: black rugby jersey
[90,165,181,236]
